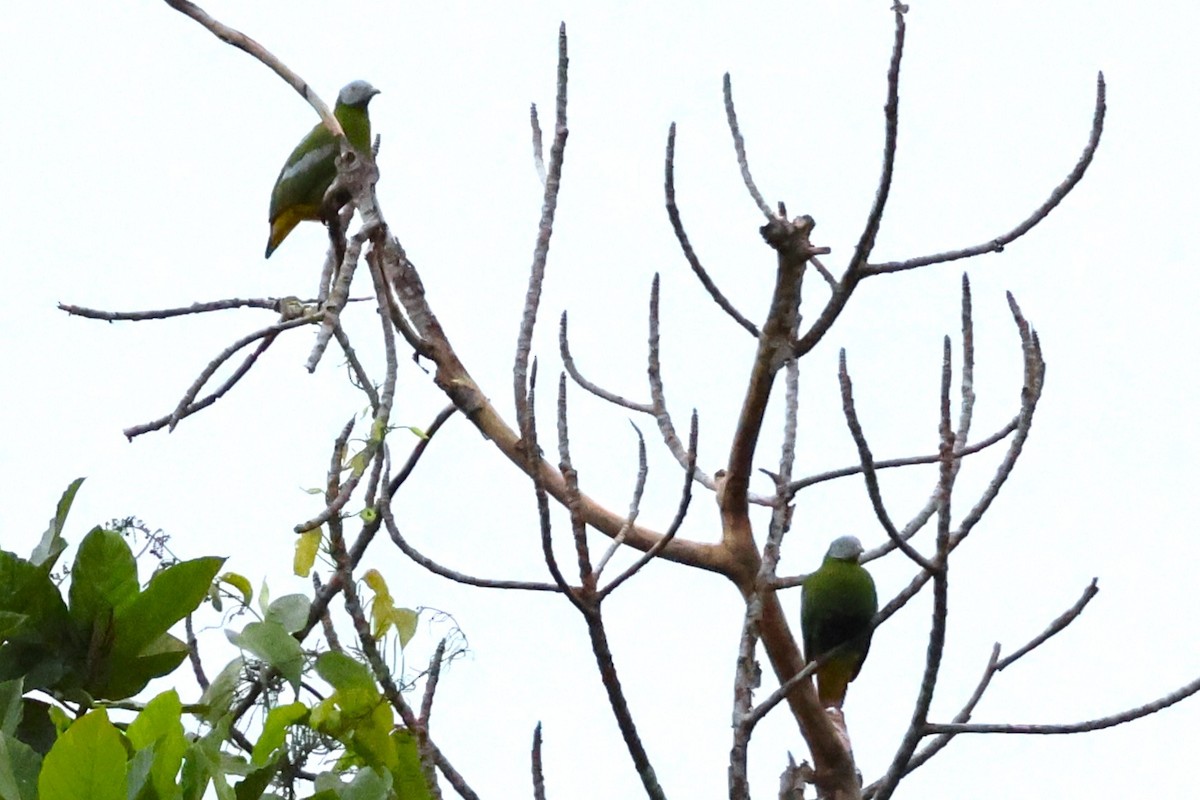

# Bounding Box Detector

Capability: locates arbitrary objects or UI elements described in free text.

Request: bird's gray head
[338,80,380,108]
[826,535,865,562]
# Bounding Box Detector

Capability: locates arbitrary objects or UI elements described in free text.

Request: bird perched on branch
[800,535,878,708]
[265,80,380,258]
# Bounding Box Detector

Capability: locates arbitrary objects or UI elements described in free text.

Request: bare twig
[560,311,652,413]
[514,24,569,426]
[923,676,1200,735]
[784,417,1017,500]
[872,337,956,800]
[865,74,1107,275]
[382,501,560,593]
[598,411,698,600]
[162,0,344,137]
[837,350,938,573]
[723,73,773,219]
[664,122,760,336]
[419,638,448,726]
[531,104,548,186]
[594,422,650,578]
[532,723,546,800]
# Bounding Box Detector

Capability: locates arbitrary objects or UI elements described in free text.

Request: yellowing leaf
[218,572,253,606]
[294,529,322,578]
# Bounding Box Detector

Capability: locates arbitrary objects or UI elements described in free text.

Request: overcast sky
[3,1,1198,797]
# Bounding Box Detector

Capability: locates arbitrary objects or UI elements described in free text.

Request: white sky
[3,1,1199,797]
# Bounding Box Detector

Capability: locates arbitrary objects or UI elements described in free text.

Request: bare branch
[837,349,938,573]
[598,411,698,600]
[514,23,569,425]
[723,73,773,219]
[531,723,546,800]
[161,0,343,138]
[419,638,448,726]
[560,311,652,413]
[784,417,1017,500]
[594,423,649,578]
[58,296,302,320]
[847,5,906,273]
[924,675,1200,735]
[871,337,956,800]
[864,73,1107,275]
[382,490,560,593]
[999,578,1099,670]
[664,122,760,336]
[556,373,595,587]
[531,104,548,185]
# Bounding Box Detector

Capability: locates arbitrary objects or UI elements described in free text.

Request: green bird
[800,535,878,708]
[265,80,380,258]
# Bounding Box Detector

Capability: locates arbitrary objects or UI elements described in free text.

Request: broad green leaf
[264,596,310,634]
[29,478,84,569]
[361,571,388,597]
[0,550,73,645]
[0,611,26,642]
[227,622,303,690]
[0,679,22,736]
[127,690,187,800]
[112,557,224,663]
[101,633,189,700]
[341,766,391,800]
[293,530,321,578]
[38,709,126,800]
[218,574,253,607]
[199,658,245,725]
[251,703,307,767]
[0,731,41,800]
[389,730,433,800]
[16,699,56,756]
[233,761,277,800]
[179,741,210,800]
[315,653,373,692]
[126,744,156,800]
[357,508,377,524]
[68,528,138,630]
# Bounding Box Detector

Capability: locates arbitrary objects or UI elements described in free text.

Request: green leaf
[389,729,433,800]
[341,766,392,800]
[0,550,73,645]
[251,702,307,767]
[199,658,245,726]
[218,574,253,607]
[357,508,377,524]
[227,623,303,691]
[112,557,224,663]
[0,679,22,736]
[403,426,428,440]
[126,744,156,800]
[30,479,85,569]
[264,595,310,635]
[233,760,278,800]
[15,699,56,756]
[68,528,138,630]
[38,709,127,800]
[0,731,41,800]
[102,633,190,700]
[314,653,374,692]
[127,690,187,800]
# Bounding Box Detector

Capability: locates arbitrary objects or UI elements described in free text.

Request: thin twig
[382,502,560,592]
[838,350,938,573]
[531,723,546,800]
[560,311,652,412]
[514,24,569,426]
[865,74,1107,275]
[531,104,548,186]
[664,122,760,336]
[723,73,773,218]
[594,422,649,578]
[598,411,698,600]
